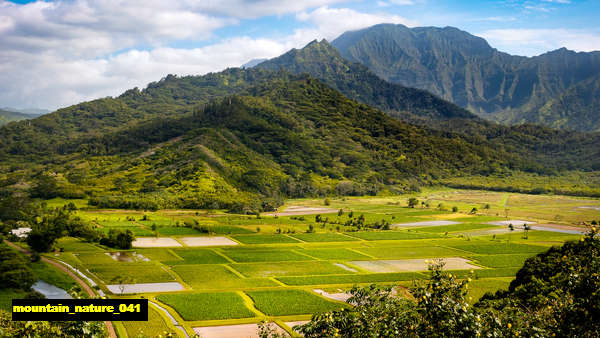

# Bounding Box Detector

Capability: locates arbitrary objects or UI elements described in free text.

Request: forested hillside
[0,76,526,211]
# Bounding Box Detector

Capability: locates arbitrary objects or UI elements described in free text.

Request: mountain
[254,39,600,172]
[332,24,600,132]
[0,109,38,126]
[241,58,268,68]
[0,74,523,210]
[1,107,51,116]
[256,39,476,122]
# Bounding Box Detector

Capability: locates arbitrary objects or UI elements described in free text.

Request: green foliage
[98,228,134,249]
[0,243,36,290]
[246,289,347,316]
[157,292,255,321]
[0,310,106,337]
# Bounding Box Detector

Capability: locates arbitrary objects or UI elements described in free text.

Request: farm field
[33,188,596,337]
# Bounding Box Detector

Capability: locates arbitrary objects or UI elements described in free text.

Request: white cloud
[479,28,600,56]
[296,6,418,41]
[0,37,289,110]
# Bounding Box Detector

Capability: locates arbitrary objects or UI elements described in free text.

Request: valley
[2,188,594,337]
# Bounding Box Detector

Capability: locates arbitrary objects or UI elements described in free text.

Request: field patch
[265,206,337,216]
[447,242,548,255]
[393,220,461,227]
[470,254,534,268]
[296,248,371,260]
[221,248,314,263]
[277,272,426,286]
[345,231,440,241]
[89,263,175,283]
[123,306,173,338]
[171,264,277,289]
[179,237,238,247]
[107,282,184,294]
[132,237,182,248]
[246,289,346,316]
[487,220,536,226]
[348,257,481,273]
[414,223,499,233]
[55,237,102,252]
[355,246,464,259]
[158,292,255,321]
[166,249,228,265]
[193,323,287,338]
[291,233,357,242]
[231,234,300,244]
[233,261,351,278]
[134,249,180,262]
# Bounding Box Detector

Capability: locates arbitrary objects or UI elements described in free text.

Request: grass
[123,306,174,337]
[134,249,180,262]
[290,233,358,242]
[277,272,427,286]
[468,278,512,302]
[246,289,347,316]
[0,289,28,311]
[230,234,301,244]
[470,254,535,268]
[55,237,102,252]
[413,224,499,233]
[157,292,255,321]
[447,242,548,255]
[155,227,202,236]
[76,253,118,265]
[295,248,371,260]
[170,264,278,289]
[31,261,77,291]
[354,246,465,259]
[345,231,441,241]
[89,263,175,283]
[165,249,228,265]
[99,226,154,236]
[233,261,352,278]
[221,248,314,263]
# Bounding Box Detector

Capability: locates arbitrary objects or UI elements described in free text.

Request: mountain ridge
[331,23,600,131]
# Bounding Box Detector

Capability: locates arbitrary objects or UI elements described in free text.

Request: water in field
[106,282,184,294]
[105,251,150,262]
[32,280,72,299]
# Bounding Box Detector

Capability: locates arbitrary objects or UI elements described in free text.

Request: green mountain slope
[256,39,476,121]
[0,76,524,210]
[0,109,36,126]
[332,24,600,132]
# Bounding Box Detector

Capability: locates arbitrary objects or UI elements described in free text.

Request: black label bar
[12,299,148,321]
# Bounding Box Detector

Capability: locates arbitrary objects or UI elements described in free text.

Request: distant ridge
[332,23,600,132]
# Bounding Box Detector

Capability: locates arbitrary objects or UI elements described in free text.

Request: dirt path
[5,241,117,338]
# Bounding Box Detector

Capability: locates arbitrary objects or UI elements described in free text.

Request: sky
[1,0,599,110]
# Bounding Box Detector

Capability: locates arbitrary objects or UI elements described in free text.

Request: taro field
[38,189,596,337]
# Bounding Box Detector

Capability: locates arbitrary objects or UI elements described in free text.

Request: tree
[408,197,418,208]
[0,244,36,290]
[29,173,59,199]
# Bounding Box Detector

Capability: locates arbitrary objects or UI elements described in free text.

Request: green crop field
[221,248,315,263]
[246,289,347,316]
[291,233,358,242]
[157,292,255,321]
[89,263,175,283]
[231,234,301,244]
[25,188,595,337]
[277,272,428,286]
[165,249,228,265]
[170,264,278,289]
[233,261,351,278]
[122,305,174,337]
[345,231,441,241]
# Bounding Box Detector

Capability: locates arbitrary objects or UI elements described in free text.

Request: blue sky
[1,0,599,109]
